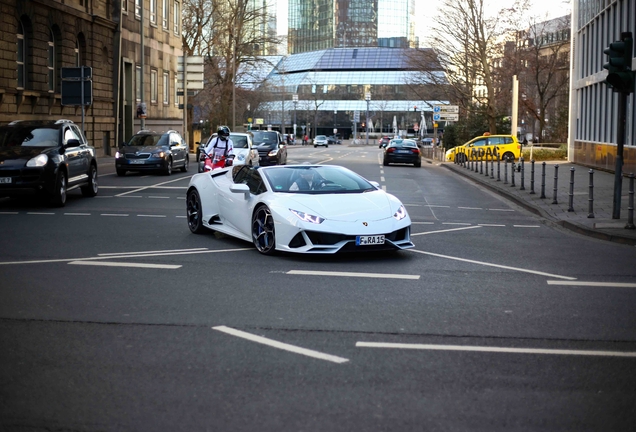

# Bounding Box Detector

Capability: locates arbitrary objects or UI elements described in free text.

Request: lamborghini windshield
[261,165,377,194]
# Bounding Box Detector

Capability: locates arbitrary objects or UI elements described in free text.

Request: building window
[162,0,169,29]
[17,20,26,89]
[47,29,55,92]
[135,0,141,17]
[122,0,127,12]
[74,39,80,66]
[163,72,169,104]
[150,0,157,24]
[151,69,158,103]
[174,76,179,106]
[173,1,180,35]
[136,65,141,101]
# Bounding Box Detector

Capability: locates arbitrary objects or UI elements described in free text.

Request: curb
[439,161,636,247]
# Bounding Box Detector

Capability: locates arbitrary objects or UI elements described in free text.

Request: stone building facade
[0,0,184,157]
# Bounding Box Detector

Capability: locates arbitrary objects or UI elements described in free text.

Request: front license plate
[0,177,11,184]
[356,235,385,246]
[129,159,145,164]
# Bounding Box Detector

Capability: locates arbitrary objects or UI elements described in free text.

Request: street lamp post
[333,110,337,136]
[293,94,298,141]
[365,92,371,145]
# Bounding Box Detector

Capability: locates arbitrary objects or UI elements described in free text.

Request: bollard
[511,162,516,187]
[567,167,575,212]
[520,157,525,191]
[490,154,495,179]
[552,165,559,204]
[540,162,546,199]
[504,160,508,184]
[588,169,594,218]
[627,173,635,229]
[480,157,483,174]
[497,154,501,181]
[530,160,535,194]
[485,153,490,177]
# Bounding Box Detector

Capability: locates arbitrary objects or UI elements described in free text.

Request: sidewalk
[436,157,636,246]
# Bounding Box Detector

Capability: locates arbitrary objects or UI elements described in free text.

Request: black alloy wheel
[502,151,515,162]
[81,164,98,197]
[252,205,276,255]
[186,189,205,233]
[181,156,189,172]
[50,171,67,207]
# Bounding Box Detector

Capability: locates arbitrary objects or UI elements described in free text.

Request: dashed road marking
[287,270,420,280]
[213,326,349,364]
[355,342,636,358]
[69,261,181,269]
[547,280,636,288]
[411,226,481,236]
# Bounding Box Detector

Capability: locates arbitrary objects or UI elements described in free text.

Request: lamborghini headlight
[290,209,325,224]
[393,205,407,221]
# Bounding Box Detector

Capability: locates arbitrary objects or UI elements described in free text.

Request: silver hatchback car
[313,135,329,148]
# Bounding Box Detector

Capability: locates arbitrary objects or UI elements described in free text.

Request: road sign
[61,66,92,80]
[354,111,360,122]
[433,105,459,114]
[61,66,92,106]
[178,56,205,91]
[433,113,459,121]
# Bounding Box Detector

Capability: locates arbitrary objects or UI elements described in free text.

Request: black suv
[251,130,287,166]
[0,119,98,207]
[116,130,189,176]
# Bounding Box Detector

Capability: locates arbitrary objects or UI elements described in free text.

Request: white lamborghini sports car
[185,164,414,255]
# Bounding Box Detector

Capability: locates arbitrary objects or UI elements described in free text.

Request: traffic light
[603,32,634,94]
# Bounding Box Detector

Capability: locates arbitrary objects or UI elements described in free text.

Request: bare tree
[419,0,528,134]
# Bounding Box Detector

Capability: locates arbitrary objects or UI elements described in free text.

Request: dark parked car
[251,130,287,166]
[116,130,189,176]
[383,139,421,167]
[0,119,98,206]
[327,135,342,145]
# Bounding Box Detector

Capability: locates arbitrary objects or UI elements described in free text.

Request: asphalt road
[1,145,635,431]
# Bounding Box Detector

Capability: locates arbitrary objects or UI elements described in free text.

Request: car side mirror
[229,183,250,199]
[65,138,81,147]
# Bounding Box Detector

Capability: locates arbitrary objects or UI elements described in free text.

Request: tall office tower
[377,0,416,48]
[289,0,415,54]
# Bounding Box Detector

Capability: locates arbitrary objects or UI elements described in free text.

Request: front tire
[81,164,98,197]
[502,151,515,162]
[49,171,67,207]
[186,189,205,234]
[116,168,126,176]
[164,158,173,175]
[181,156,189,172]
[252,205,276,255]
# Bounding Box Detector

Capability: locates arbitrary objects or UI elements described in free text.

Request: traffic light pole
[612,91,627,219]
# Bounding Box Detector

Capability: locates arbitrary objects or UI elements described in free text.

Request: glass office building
[569,0,635,173]
[288,0,416,54]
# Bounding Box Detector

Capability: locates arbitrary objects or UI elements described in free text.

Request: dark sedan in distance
[252,130,287,166]
[383,139,421,167]
[115,130,189,176]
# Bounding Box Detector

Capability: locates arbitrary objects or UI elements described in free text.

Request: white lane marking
[489,209,515,212]
[0,212,19,214]
[176,215,186,218]
[355,342,636,358]
[116,176,189,197]
[95,196,113,198]
[458,207,483,210]
[101,213,129,216]
[0,248,252,266]
[380,176,385,182]
[117,195,143,198]
[287,270,420,280]
[148,196,170,199]
[27,212,54,215]
[101,186,188,190]
[425,205,451,208]
[408,249,577,280]
[99,248,208,256]
[412,222,435,225]
[478,224,505,227]
[69,261,181,269]
[547,280,636,288]
[213,326,349,364]
[442,222,472,226]
[382,185,387,191]
[64,213,91,216]
[137,214,167,218]
[411,226,482,236]
[514,225,541,228]
[404,203,421,207]
[177,197,186,200]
